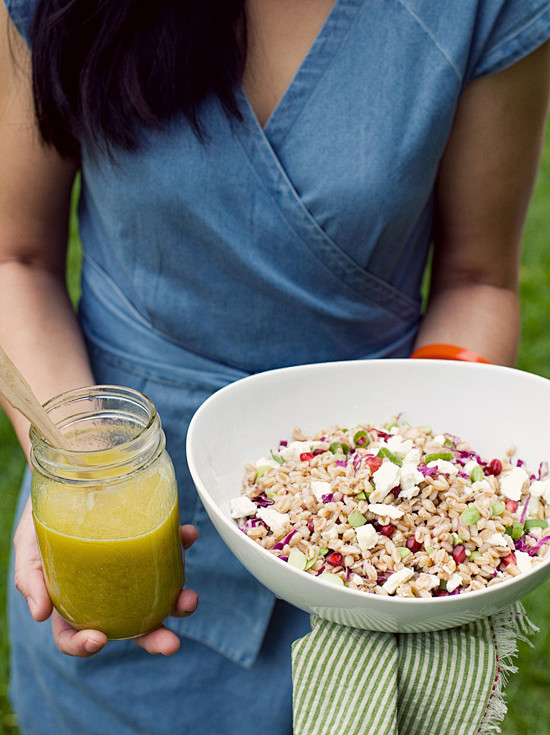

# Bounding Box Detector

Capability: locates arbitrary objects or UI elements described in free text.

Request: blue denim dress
[5,0,550,732]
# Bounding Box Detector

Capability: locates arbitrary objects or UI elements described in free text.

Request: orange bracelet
[410,343,491,364]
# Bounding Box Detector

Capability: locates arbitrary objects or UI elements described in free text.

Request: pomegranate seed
[379,524,395,537]
[325,552,343,567]
[406,536,422,554]
[365,456,383,472]
[300,452,314,462]
[505,499,518,514]
[313,448,325,456]
[486,459,503,476]
[501,552,517,567]
[432,589,449,597]
[307,519,315,535]
[452,544,467,564]
[391,486,400,498]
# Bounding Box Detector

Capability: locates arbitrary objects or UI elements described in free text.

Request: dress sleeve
[3,0,35,46]
[468,0,550,80]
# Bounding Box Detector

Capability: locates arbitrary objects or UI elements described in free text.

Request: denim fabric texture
[5,0,550,732]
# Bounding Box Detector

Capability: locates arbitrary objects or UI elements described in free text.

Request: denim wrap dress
[5,0,550,732]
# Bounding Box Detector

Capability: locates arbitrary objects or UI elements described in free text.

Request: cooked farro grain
[231,418,550,597]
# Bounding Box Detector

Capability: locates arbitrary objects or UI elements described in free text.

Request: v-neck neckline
[238,0,363,148]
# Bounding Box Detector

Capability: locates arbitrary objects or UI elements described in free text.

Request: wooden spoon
[0,343,71,450]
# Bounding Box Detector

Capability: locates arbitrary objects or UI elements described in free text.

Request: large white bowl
[186,359,550,632]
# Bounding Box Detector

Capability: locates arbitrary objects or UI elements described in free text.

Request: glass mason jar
[30,385,184,640]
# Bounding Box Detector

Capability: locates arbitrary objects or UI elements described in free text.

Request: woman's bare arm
[1,3,197,657]
[416,41,550,366]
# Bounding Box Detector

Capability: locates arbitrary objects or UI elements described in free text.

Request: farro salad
[231,418,550,597]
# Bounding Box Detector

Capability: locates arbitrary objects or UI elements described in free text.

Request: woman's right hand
[13,495,199,657]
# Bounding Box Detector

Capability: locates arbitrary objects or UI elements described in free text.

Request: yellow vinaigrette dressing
[30,386,184,640]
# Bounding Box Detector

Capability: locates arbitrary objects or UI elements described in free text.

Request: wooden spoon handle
[0,344,71,450]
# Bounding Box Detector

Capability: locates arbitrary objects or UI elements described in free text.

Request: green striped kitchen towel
[292,602,536,735]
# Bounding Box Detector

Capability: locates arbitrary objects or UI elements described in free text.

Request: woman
[2,0,550,733]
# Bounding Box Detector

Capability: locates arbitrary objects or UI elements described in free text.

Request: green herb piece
[524,519,549,531]
[377,447,402,466]
[348,511,367,528]
[425,452,453,464]
[470,465,485,483]
[270,450,285,465]
[287,549,307,570]
[460,505,481,526]
[491,502,505,516]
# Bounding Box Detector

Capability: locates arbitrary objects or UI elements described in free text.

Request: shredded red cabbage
[322,493,334,503]
[253,493,275,507]
[520,495,530,525]
[528,535,550,556]
[272,529,298,550]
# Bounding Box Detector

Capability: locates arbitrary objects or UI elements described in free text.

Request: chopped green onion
[460,505,481,526]
[329,441,350,455]
[443,437,453,446]
[353,430,369,447]
[469,550,481,560]
[304,550,319,570]
[355,490,367,500]
[425,452,453,464]
[524,519,549,531]
[451,532,463,546]
[470,465,485,483]
[397,546,411,559]
[266,491,275,500]
[319,547,329,556]
[491,501,505,516]
[348,510,367,528]
[426,547,435,553]
[270,450,285,465]
[287,549,307,570]
[439,579,447,590]
[377,447,402,466]
[255,465,272,481]
[505,522,524,540]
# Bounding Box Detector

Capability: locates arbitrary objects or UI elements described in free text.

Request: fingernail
[85,637,103,653]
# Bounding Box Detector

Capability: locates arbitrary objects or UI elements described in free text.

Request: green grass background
[1,125,550,733]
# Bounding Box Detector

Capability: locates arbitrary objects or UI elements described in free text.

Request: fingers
[172,587,198,618]
[13,496,53,622]
[180,523,199,549]
[133,626,181,656]
[51,610,107,657]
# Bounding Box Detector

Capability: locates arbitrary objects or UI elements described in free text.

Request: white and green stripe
[292,602,536,735]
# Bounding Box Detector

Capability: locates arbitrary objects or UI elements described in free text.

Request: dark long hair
[30,0,247,156]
